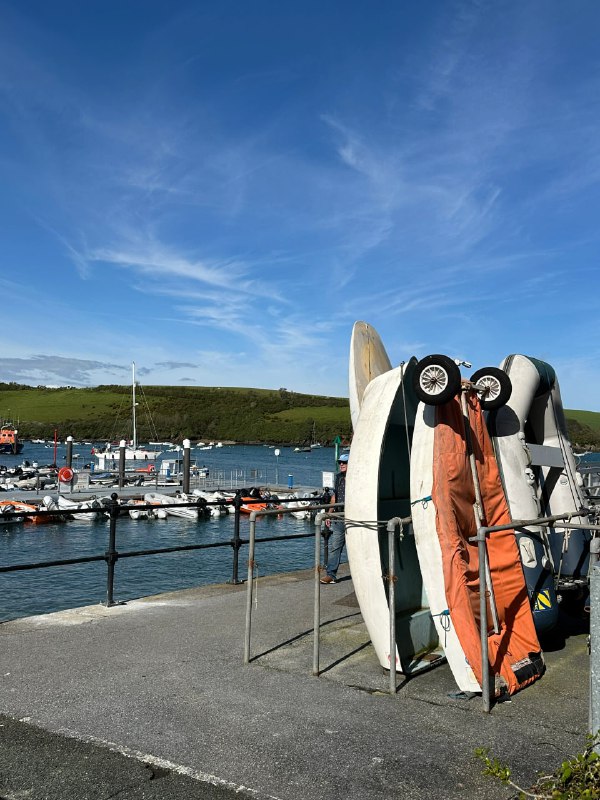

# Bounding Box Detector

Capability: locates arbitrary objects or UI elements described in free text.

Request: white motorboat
[56,494,107,522]
[143,492,198,520]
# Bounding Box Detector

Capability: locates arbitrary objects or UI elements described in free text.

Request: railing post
[387,518,398,695]
[118,439,126,489]
[590,540,600,747]
[313,512,324,676]
[244,512,257,664]
[106,493,120,607]
[228,490,243,585]
[182,439,191,494]
[66,435,73,468]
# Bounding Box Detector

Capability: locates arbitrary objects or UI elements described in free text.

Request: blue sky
[1,1,598,410]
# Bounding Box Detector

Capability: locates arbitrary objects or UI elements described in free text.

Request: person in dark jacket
[320,453,348,584]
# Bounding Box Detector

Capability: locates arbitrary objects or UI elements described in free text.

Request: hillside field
[0,384,352,446]
[0,383,598,448]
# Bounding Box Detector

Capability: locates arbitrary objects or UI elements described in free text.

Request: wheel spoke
[476,376,500,400]
[420,365,448,395]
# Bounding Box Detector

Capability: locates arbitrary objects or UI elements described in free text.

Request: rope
[410,495,431,508]
[432,609,451,646]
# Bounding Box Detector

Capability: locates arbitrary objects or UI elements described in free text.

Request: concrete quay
[0,566,591,800]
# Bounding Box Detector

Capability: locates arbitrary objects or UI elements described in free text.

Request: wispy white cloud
[0,356,127,386]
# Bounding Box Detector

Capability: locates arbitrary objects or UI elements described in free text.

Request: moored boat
[94,363,162,468]
[0,425,23,455]
[56,494,107,522]
[143,492,199,520]
[0,498,57,524]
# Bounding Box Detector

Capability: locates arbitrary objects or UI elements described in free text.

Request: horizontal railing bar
[117,532,315,560]
[0,554,108,572]
[0,529,317,572]
[0,494,332,520]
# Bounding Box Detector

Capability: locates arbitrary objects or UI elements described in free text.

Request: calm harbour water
[0,442,340,623]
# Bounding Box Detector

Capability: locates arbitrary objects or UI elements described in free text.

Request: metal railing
[243,505,343,669]
[472,511,600,714]
[0,491,333,608]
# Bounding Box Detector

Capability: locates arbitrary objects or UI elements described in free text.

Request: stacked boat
[344,321,596,698]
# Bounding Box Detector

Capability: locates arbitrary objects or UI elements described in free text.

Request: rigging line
[106,392,128,443]
[548,378,582,514]
[137,383,160,443]
[400,361,411,461]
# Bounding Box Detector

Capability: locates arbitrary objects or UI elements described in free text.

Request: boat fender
[58,466,74,483]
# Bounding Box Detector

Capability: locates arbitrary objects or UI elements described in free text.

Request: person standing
[320,453,348,584]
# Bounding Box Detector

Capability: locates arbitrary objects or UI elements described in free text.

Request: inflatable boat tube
[488,355,592,630]
[349,321,392,430]
[345,359,444,674]
[410,390,544,695]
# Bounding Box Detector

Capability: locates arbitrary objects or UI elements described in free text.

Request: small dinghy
[56,495,106,522]
[128,499,157,520]
[488,355,594,630]
[143,492,198,520]
[0,498,59,525]
[410,357,545,696]
[345,358,445,675]
[190,490,226,517]
[0,503,25,524]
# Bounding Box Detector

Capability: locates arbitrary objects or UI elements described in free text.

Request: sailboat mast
[132,362,137,451]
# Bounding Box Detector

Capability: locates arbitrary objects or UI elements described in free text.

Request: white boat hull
[345,361,442,674]
[349,321,392,429]
[410,403,481,693]
[488,354,593,631]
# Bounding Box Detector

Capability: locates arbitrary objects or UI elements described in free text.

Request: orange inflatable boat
[411,360,545,696]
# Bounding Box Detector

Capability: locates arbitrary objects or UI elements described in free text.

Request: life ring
[58,466,74,483]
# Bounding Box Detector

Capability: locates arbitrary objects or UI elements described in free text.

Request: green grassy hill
[0,383,352,445]
[1,381,598,448]
[562,409,600,450]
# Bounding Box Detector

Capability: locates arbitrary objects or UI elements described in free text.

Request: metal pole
[244,512,257,664]
[118,439,126,489]
[477,525,491,713]
[105,493,119,607]
[388,518,398,695]
[66,436,73,468]
[590,541,600,747]
[313,512,324,676]
[228,490,243,585]
[460,388,500,633]
[182,439,191,494]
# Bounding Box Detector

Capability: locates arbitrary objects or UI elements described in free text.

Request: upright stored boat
[345,353,444,675]
[488,355,593,630]
[410,357,544,696]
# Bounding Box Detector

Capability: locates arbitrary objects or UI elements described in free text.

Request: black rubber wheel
[470,367,512,410]
[412,355,462,405]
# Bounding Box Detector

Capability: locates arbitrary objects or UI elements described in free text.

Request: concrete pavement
[0,566,591,799]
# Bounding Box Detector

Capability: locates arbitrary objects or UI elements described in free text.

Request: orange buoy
[58,466,74,483]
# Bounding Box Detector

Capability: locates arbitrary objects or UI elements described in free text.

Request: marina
[0,442,338,623]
